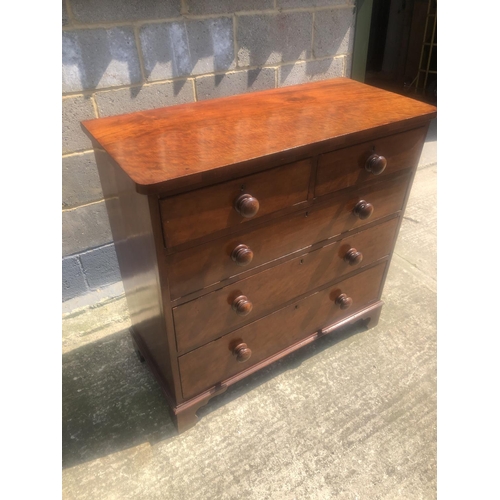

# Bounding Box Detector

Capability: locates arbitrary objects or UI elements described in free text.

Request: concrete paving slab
[395,164,437,286]
[62,282,125,316]
[419,118,437,169]
[62,295,131,354]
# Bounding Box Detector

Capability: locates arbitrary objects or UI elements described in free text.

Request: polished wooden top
[81,78,436,194]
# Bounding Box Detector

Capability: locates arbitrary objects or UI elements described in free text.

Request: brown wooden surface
[160,159,311,248]
[167,172,411,299]
[93,147,181,401]
[365,154,387,175]
[87,78,435,432]
[335,293,353,309]
[170,213,399,307]
[232,295,253,316]
[234,194,259,218]
[344,247,364,266]
[315,126,427,198]
[81,78,436,194]
[178,262,387,399]
[353,200,374,220]
[173,217,398,353]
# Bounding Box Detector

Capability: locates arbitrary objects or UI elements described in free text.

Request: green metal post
[351,0,374,82]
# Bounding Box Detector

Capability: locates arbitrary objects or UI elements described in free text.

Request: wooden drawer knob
[353,200,374,220]
[233,342,252,362]
[234,194,259,218]
[344,248,363,266]
[232,295,253,316]
[365,154,387,175]
[335,293,353,310]
[231,244,254,266]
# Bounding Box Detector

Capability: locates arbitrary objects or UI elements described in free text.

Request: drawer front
[178,262,387,399]
[315,127,426,198]
[160,159,312,247]
[167,172,410,299]
[173,217,399,353]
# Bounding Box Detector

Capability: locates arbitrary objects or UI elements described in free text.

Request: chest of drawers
[82,78,436,433]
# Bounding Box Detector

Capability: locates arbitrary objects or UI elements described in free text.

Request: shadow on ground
[62,329,174,469]
[63,319,370,469]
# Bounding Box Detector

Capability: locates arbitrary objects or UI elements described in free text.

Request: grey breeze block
[237,12,313,67]
[140,18,235,82]
[62,27,142,93]
[195,68,276,101]
[95,81,195,117]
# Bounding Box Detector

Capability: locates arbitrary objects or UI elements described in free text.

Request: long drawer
[173,217,399,353]
[178,261,387,399]
[167,172,411,299]
[315,127,426,198]
[160,159,312,247]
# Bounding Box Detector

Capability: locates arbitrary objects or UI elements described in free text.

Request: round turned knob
[335,293,353,310]
[232,295,253,316]
[233,342,252,362]
[365,154,387,175]
[234,194,260,218]
[353,200,374,220]
[344,248,363,266]
[231,244,254,266]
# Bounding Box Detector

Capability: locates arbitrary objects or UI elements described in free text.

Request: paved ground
[62,120,437,500]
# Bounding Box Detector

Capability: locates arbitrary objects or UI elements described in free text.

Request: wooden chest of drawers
[82,78,436,433]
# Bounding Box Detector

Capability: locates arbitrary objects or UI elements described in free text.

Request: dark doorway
[361,0,437,105]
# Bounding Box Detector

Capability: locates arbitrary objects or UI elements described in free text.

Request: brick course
[62,256,88,301]
[313,7,356,58]
[70,0,182,24]
[62,201,112,257]
[79,244,121,290]
[140,18,236,81]
[277,0,351,8]
[95,81,195,117]
[279,57,344,87]
[237,12,313,67]
[62,96,95,154]
[62,27,142,93]
[195,68,276,101]
[62,153,103,209]
[185,0,274,15]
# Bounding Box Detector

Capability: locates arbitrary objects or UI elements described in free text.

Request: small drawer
[160,159,312,247]
[167,172,411,299]
[178,261,387,399]
[315,127,427,198]
[173,217,399,353]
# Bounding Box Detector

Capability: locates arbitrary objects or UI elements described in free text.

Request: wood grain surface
[81,78,436,194]
[160,159,311,247]
[167,172,411,299]
[93,148,181,401]
[178,262,387,399]
[315,126,428,197]
[82,77,435,433]
[173,217,399,353]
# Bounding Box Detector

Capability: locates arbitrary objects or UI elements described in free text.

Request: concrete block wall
[62,0,357,302]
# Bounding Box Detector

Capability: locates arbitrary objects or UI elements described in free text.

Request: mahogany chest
[82,78,437,433]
